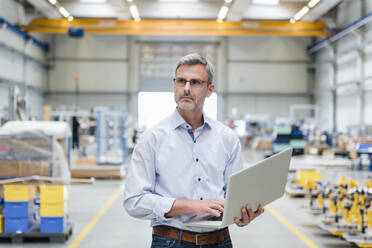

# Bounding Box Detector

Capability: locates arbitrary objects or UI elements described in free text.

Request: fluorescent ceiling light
[158,0,198,2]
[59,6,70,18]
[80,0,106,2]
[130,5,140,19]
[294,6,309,20]
[218,6,229,20]
[225,0,232,3]
[290,18,295,24]
[48,0,57,5]
[68,16,74,21]
[308,0,321,8]
[252,0,279,5]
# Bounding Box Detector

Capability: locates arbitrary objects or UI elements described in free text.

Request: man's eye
[178,79,186,84]
[190,80,201,85]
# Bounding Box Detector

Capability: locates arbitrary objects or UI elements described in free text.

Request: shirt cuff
[155,197,176,221]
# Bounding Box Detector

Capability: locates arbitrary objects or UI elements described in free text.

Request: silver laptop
[184,148,292,229]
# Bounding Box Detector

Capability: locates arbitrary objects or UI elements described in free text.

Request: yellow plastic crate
[0,215,3,233]
[40,185,69,203]
[40,201,68,217]
[4,185,37,202]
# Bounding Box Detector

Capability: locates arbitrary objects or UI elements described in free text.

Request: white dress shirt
[123,109,243,232]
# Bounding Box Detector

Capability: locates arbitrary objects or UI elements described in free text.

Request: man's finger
[246,205,254,221]
[208,209,221,217]
[234,217,243,227]
[241,207,249,223]
[254,205,264,217]
[211,203,224,213]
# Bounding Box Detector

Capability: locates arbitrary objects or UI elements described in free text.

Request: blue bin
[4,217,31,232]
[40,217,66,233]
[4,201,33,218]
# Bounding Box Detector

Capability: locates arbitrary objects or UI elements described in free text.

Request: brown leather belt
[153,225,230,245]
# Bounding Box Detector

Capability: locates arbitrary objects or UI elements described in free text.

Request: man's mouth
[181,96,192,101]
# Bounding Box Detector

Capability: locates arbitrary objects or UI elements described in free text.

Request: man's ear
[207,83,214,97]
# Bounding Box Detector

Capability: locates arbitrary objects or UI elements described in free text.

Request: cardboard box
[257,139,272,151]
[0,160,19,177]
[0,160,51,177]
[0,136,52,157]
[19,160,51,177]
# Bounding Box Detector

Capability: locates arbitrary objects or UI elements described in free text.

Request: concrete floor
[8,151,361,247]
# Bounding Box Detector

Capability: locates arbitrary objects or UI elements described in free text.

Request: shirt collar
[171,108,212,130]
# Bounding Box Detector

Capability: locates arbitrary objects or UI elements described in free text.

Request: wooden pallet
[0,175,93,185]
[71,165,124,179]
[0,223,73,243]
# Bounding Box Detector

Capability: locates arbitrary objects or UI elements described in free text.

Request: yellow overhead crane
[23,19,328,36]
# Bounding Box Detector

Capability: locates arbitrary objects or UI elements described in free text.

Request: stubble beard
[176,98,196,111]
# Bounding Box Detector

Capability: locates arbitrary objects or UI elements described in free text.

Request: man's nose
[184,81,191,93]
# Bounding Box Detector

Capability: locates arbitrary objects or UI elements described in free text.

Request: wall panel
[49,61,128,92]
[228,63,308,93]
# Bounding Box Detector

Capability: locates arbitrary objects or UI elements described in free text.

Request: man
[124,53,264,247]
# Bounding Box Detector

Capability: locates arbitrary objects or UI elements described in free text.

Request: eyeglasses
[173,77,207,88]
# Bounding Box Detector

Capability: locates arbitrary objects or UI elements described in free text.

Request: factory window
[138,92,217,130]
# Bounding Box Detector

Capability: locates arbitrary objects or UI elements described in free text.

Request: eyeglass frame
[173,77,210,88]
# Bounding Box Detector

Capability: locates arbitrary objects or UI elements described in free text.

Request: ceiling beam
[24,18,328,36]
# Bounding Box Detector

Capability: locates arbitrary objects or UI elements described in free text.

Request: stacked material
[39,185,69,233]
[0,121,72,179]
[3,185,37,232]
[273,125,306,155]
[0,134,53,178]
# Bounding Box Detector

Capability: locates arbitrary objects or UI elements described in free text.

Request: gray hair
[175,53,215,83]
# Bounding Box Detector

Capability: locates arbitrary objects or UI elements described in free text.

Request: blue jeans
[151,234,233,248]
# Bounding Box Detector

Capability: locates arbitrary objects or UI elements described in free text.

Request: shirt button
[198,178,201,182]
[186,125,189,128]
[200,197,203,200]
[196,158,199,162]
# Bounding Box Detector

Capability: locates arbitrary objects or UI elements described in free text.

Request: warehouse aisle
[65,180,354,248]
[68,180,308,248]
[11,150,356,248]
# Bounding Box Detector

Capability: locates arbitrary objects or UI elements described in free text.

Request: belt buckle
[195,233,208,245]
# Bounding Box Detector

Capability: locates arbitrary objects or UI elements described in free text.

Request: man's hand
[189,199,224,217]
[234,204,264,227]
[165,199,224,218]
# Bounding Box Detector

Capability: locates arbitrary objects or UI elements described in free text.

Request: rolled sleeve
[154,196,176,221]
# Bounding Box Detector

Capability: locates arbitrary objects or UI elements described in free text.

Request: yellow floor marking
[68,187,122,248]
[266,205,319,248]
